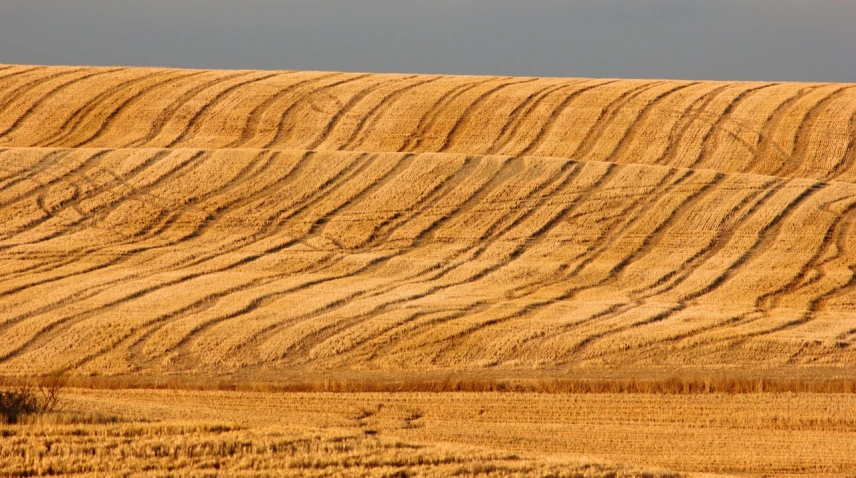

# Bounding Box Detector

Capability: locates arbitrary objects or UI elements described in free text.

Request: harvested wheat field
[1,63,856,476]
[3,417,656,478]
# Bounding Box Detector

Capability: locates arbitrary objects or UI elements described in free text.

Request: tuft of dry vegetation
[0,371,66,424]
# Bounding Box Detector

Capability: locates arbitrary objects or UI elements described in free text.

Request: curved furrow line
[0,149,99,214]
[453,160,589,265]
[0,151,176,285]
[0,68,124,143]
[29,151,301,289]
[606,172,728,291]
[22,149,272,258]
[567,304,686,360]
[64,153,393,366]
[486,80,587,156]
[611,179,780,345]
[678,181,824,303]
[603,81,702,163]
[0,150,208,314]
[279,153,420,251]
[437,77,540,153]
[0,149,70,197]
[71,70,210,148]
[362,155,484,247]
[0,151,209,324]
[751,189,856,313]
[72,150,310,274]
[456,168,716,356]
[0,164,311,355]
[258,156,516,335]
[323,308,465,366]
[830,107,856,181]
[166,253,395,367]
[226,72,343,148]
[0,67,77,120]
[230,157,562,357]
[114,255,349,369]
[813,210,856,316]
[519,80,618,158]
[529,176,755,358]
[265,270,486,365]
[367,303,493,366]
[75,250,355,370]
[559,223,809,360]
[164,71,285,148]
[719,207,856,349]
[687,82,779,170]
[317,155,470,251]
[776,85,856,178]
[0,149,115,241]
[5,164,280,293]
[286,158,541,354]
[657,83,733,167]
[398,79,490,152]
[136,152,373,277]
[0,66,46,94]
[628,179,781,298]
[123,71,252,148]
[0,151,391,360]
[40,69,168,148]
[143,152,279,239]
[295,293,481,365]
[748,85,822,176]
[505,167,690,299]
[453,183,695,357]
[0,149,205,252]
[426,297,601,365]
[544,81,662,160]
[261,74,374,149]
[436,78,564,156]
[0,149,178,250]
[337,75,445,151]
[109,154,389,361]
[583,179,790,352]
[258,162,626,362]
[704,83,816,176]
[302,75,418,151]
[418,169,683,313]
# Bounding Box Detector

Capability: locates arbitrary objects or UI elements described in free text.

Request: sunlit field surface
[1,64,855,475]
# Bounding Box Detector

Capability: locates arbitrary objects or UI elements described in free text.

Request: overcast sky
[1,0,854,82]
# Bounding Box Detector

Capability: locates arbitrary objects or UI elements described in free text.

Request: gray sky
[1,0,854,82]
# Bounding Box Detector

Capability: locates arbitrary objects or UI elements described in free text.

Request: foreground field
[3,418,649,477]
[7,389,842,476]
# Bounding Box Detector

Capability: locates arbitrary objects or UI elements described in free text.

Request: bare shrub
[0,370,67,424]
[0,387,40,424]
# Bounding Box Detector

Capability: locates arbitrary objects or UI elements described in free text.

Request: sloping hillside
[0,65,854,180]
[1,65,855,378]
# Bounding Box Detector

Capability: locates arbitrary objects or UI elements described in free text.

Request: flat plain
[1,64,856,476]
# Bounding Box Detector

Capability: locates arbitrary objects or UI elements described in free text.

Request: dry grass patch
[0,420,671,477]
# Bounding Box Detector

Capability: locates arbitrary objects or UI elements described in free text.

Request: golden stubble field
[1,63,856,476]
